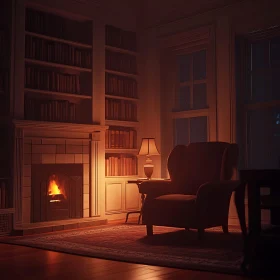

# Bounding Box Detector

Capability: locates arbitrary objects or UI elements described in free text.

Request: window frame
[236,27,280,168]
[170,39,215,145]
[159,25,216,177]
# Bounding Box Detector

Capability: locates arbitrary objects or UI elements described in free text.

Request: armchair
[139,142,239,238]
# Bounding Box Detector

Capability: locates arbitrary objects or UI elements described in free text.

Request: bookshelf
[24,7,93,124]
[105,25,139,178]
[0,26,10,118]
[0,0,13,226]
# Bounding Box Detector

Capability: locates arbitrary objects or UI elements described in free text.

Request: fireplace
[31,164,83,222]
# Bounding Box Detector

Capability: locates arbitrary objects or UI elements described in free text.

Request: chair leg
[222,223,229,234]
[146,225,153,236]
[198,228,205,240]
[125,212,129,223]
[138,213,142,224]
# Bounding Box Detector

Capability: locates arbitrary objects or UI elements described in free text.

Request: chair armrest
[138,180,173,197]
[194,180,241,226]
[196,180,241,198]
[195,180,241,209]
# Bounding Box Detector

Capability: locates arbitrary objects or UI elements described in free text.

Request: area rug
[0,224,244,275]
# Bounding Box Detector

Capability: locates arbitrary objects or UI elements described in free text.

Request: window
[236,28,280,169]
[173,49,209,146]
[173,116,207,146]
[249,36,280,103]
[175,50,208,111]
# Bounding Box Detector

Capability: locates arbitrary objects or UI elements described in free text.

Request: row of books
[105,128,137,149]
[25,35,92,69]
[0,181,7,209]
[105,98,137,121]
[25,98,76,123]
[105,155,137,176]
[105,73,137,98]
[105,25,137,52]
[25,66,82,94]
[0,71,8,93]
[25,8,92,45]
[106,50,137,74]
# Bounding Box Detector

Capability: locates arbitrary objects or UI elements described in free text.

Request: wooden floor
[0,220,248,280]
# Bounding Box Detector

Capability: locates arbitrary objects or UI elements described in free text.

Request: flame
[48,177,66,203]
[48,180,61,196]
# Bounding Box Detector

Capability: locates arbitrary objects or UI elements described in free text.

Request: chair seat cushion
[142,194,197,227]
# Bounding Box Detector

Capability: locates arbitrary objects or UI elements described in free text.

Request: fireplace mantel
[12,119,106,226]
[13,119,108,133]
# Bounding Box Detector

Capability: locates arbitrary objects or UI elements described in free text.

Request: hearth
[31,164,83,222]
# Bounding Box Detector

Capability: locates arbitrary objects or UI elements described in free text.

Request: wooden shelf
[25,88,92,100]
[105,69,138,79]
[0,208,15,214]
[26,31,92,49]
[25,58,92,72]
[105,94,138,102]
[13,119,108,133]
[105,120,139,127]
[105,26,139,180]
[105,45,138,56]
[105,148,138,153]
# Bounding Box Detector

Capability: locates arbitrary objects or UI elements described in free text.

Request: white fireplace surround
[12,119,107,226]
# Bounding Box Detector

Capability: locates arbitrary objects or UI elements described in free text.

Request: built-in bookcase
[105,25,139,177]
[24,7,93,124]
[0,26,10,118]
[0,0,13,236]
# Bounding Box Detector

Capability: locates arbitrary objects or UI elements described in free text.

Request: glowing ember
[48,176,66,203]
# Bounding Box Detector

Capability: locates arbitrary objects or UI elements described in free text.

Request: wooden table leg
[234,182,247,238]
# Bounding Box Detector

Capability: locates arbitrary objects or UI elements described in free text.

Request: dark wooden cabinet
[240,169,280,277]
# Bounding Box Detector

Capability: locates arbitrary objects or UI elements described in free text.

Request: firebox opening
[32,164,83,223]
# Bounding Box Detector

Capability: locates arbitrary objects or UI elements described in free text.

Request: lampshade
[138,138,160,179]
[138,138,160,156]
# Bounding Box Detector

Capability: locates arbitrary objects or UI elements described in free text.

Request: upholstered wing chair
[139,142,240,239]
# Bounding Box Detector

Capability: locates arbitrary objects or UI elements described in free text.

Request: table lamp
[138,138,160,179]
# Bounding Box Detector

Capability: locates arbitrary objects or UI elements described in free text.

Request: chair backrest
[167,142,238,194]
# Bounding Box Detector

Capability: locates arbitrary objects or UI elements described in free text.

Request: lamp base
[144,164,154,180]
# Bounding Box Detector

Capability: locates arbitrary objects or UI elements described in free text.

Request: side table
[125,178,170,224]
[239,169,280,276]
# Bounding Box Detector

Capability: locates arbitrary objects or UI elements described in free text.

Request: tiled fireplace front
[13,120,105,226]
[23,137,90,224]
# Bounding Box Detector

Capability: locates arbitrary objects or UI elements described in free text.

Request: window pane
[272,70,280,100]
[178,54,191,82]
[251,41,269,69]
[247,108,280,169]
[190,116,207,143]
[251,73,271,102]
[173,118,189,146]
[193,83,207,109]
[193,50,206,80]
[270,36,280,67]
[176,86,190,111]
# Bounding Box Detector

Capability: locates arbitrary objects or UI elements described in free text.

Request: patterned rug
[0,224,244,275]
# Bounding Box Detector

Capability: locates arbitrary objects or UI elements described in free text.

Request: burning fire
[48,176,66,203]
